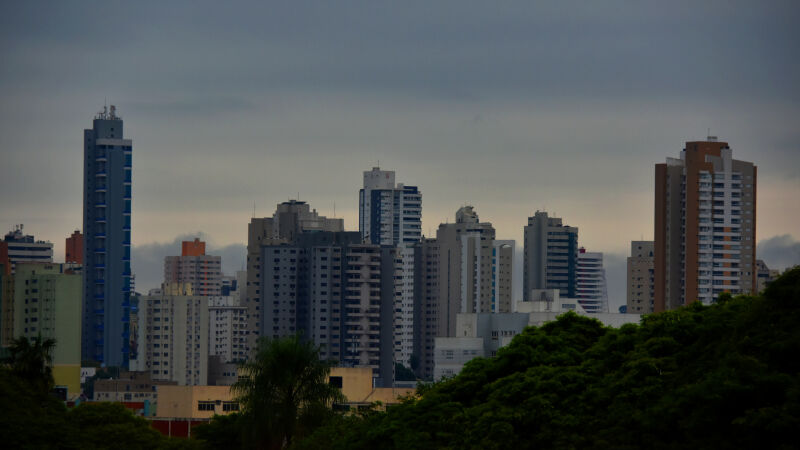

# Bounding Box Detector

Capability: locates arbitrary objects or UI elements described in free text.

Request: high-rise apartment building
[359,167,422,246]
[257,232,396,385]
[358,167,422,367]
[412,237,438,379]
[82,105,133,366]
[0,226,54,346]
[523,211,578,300]
[137,284,209,386]
[575,249,608,313]
[436,206,513,339]
[492,240,515,313]
[13,263,82,395]
[65,230,83,264]
[164,238,222,296]
[1,225,54,273]
[208,296,248,363]
[245,200,344,355]
[655,138,757,311]
[627,241,655,314]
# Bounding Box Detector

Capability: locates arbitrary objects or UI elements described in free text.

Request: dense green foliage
[3,335,57,392]
[296,268,800,449]
[224,335,344,450]
[0,342,197,449]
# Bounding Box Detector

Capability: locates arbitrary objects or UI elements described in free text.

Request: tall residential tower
[523,211,578,300]
[82,105,133,366]
[654,137,756,311]
[358,167,422,367]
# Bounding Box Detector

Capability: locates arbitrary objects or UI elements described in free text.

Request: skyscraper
[575,248,608,313]
[245,200,344,355]
[435,206,513,338]
[627,241,654,314]
[359,167,422,246]
[82,105,133,367]
[358,167,422,367]
[523,211,578,300]
[164,238,222,296]
[654,137,757,311]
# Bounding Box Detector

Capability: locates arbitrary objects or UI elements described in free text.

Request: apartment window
[198,401,215,411]
[222,402,240,412]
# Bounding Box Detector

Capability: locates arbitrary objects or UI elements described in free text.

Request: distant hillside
[297,268,800,450]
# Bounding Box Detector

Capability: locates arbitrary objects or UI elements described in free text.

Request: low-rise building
[155,385,238,419]
[434,290,641,379]
[93,370,177,403]
[328,367,415,411]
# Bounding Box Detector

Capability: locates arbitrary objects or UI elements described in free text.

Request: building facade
[358,167,422,367]
[575,249,608,313]
[434,294,641,379]
[655,138,757,311]
[208,296,247,363]
[13,263,82,395]
[523,211,578,300]
[627,241,655,314]
[436,206,514,339]
[137,284,209,386]
[1,225,54,273]
[412,237,439,379]
[82,105,133,366]
[65,230,83,264]
[164,239,222,297]
[245,200,343,356]
[257,231,396,386]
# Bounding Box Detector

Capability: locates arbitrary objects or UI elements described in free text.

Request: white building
[575,249,608,313]
[136,284,209,386]
[1,225,53,273]
[359,167,422,368]
[434,290,640,379]
[208,296,247,363]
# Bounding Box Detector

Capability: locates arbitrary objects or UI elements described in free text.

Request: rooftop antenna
[333,201,336,217]
[252,201,256,218]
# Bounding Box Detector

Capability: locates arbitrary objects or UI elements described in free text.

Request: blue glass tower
[82,105,132,367]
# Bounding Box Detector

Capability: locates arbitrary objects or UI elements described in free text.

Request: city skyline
[2,2,799,310]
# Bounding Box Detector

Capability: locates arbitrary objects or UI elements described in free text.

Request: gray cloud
[1,0,798,292]
[757,235,800,272]
[131,233,246,295]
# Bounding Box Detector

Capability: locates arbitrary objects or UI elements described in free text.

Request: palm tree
[3,335,57,392]
[233,335,344,450]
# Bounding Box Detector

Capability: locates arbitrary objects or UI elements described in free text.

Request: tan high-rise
[627,241,654,314]
[654,138,757,311]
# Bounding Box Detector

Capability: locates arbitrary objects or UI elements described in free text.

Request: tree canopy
[296,267,800,450]
[229,334,344,450]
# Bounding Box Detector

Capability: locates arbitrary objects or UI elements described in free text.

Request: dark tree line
[294,267,800,450]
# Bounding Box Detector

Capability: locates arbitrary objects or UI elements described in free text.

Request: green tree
[394,363,416,381]
[295,268,800,450]
[232,335,344,450]
[3,335,56,392]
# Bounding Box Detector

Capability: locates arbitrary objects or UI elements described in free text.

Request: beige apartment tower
[164,238,222,296]
[137,284,209,386]
[627,241,655,314]
[435,206,514,338]
[654,138,757,311]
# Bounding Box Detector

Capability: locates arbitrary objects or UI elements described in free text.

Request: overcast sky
[1,1,798,308]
